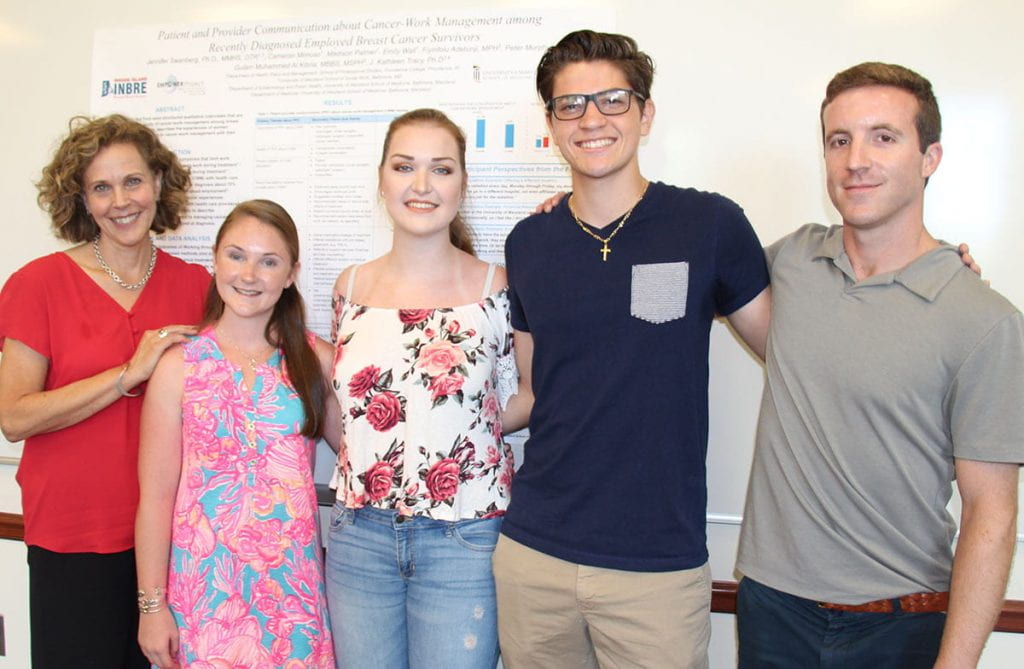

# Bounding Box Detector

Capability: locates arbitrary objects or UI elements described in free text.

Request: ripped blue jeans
[325,503,501,669]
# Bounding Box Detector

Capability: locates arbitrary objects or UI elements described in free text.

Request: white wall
[1,1,1022,666]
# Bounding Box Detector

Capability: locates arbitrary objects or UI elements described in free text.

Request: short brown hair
[378,109,474,255]
[536,30,655,108]
[36,114,191,242]
[821,62,941,152]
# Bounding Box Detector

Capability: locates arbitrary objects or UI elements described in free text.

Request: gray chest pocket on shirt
[630,261,689,324]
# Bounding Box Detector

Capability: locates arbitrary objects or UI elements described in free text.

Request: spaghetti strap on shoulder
[481,263,497,300]
[345,265,360,301]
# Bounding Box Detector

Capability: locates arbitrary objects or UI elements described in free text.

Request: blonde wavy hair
[36,114,191,243]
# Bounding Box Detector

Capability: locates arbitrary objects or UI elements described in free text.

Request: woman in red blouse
[0,115,210,668]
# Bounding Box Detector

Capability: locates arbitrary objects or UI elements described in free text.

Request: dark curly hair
[36,114,191,242]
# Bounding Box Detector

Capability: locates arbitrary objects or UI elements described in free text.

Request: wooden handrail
[0,512,22,541]
[1,513,1020,633]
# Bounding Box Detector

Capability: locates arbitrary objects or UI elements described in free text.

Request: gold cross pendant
[600,243,611,261]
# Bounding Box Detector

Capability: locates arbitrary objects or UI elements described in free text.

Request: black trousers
[27,546,148,669]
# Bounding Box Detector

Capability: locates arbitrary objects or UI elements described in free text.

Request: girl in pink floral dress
[135,200,341,669]
[326,109,530,668]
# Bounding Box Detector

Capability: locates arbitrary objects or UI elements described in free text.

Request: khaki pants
[493,535,711,669]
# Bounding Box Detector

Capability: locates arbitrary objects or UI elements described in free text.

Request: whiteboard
[1,0,1021,556]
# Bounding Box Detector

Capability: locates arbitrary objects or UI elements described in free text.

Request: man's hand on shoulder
[534,192,567,214]
[958,243,984,279]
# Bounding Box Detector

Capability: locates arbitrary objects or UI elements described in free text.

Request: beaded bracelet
[137,586,165,614]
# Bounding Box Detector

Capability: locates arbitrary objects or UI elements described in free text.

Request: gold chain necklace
[568,181,649,262]
[215,327,275,372]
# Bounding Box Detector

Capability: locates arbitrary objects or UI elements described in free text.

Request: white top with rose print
[330,263,516,520]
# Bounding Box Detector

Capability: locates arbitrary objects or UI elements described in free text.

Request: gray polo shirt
[737,223,1024,603]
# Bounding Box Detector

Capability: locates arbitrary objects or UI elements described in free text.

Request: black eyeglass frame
[545,88,647,121]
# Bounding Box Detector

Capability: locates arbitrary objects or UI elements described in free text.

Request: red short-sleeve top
[0,250,210,553]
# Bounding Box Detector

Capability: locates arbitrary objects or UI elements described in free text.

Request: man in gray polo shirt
[736,62,1024,668]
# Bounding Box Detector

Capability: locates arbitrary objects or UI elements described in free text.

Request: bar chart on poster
[87,9,601,336]
[1,3,1023,666]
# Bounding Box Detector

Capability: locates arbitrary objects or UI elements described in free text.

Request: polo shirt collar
[812,225,962,302]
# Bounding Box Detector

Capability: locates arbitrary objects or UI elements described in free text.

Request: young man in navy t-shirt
[492,29,770,668]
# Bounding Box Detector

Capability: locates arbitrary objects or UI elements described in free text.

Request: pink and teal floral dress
[331,265,516,520]
[168,329,334,668]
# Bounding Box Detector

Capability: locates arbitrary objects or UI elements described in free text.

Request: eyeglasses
[546,88,646,121]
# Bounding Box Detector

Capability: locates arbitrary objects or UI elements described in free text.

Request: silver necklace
[92,236,157,291]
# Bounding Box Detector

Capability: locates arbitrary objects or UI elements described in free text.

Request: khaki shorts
[493,535,711,669]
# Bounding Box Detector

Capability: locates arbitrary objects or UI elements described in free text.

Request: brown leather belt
[818,591,949,613]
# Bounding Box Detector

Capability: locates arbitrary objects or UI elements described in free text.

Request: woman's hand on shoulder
[0,330,190,442]
[120,325,198,391]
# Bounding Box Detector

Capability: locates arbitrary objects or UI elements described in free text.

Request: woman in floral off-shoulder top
[325,109,532,669]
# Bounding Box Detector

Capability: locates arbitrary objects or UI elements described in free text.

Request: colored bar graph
[504,122,515,149]
[475,119,486,149]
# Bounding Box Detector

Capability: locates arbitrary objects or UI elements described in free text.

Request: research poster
[91,10,611,335]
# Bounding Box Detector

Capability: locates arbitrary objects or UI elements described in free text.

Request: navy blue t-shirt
[503,181,768,571]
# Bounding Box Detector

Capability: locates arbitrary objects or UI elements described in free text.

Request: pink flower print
[266,611,297,649]
[415,340,467,376]
[183,402,218,448]
[284,514,317,547]
[254,578,285,616]
[399,309,433,325]
[424,328,436,338]
[446,319,461,333]
[428,372,465,401]
[485,446,501,468]
[271,636,295,666]
[365,392,402,432]
[425,458,461,502]
[499,458,514,492]
[344,489,366,507]
[348,365,380,398]
[482,392,500,419]
[186,466,206,490]
[172,504,217,559]
[197,435,243,471]
[251,488,277,516]
[191,594,270,666]
[363,461,396,501]
[230,518,288,572]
